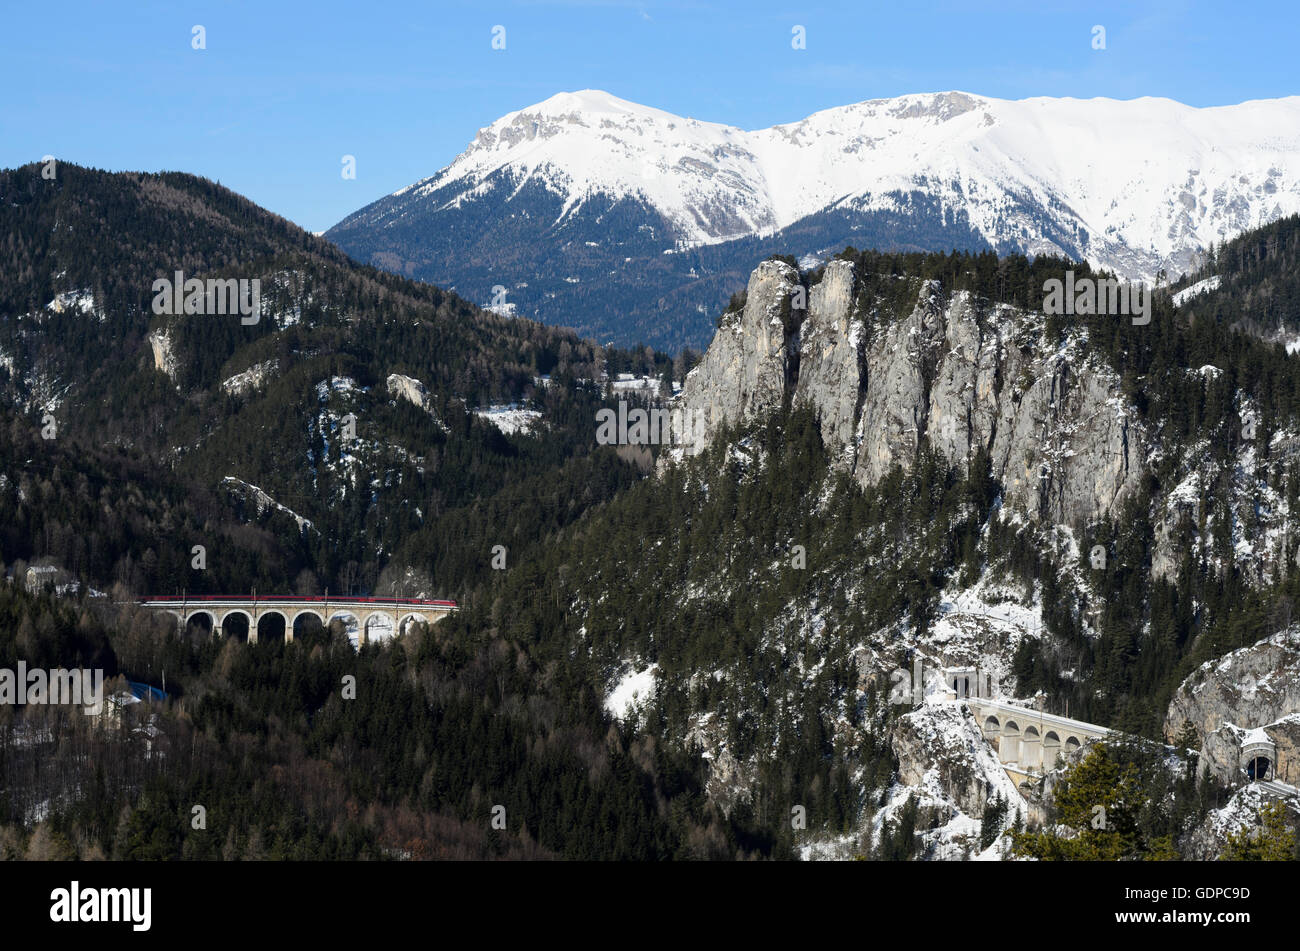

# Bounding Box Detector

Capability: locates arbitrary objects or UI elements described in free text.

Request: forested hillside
[4,164,1300,860]
[0,162,747,860]
[465,243,1300,856]
[1171,213,1300,342]
[0,162,678,601]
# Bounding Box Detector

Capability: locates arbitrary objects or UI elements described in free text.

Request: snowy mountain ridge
[394,88,1300,281]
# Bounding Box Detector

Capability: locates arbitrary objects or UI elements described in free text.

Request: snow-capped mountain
[326,89,1300,350]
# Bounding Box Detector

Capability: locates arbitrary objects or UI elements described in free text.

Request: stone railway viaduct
[965,696,1111,787]
[954,681,1298,798]
[138,595,456,646]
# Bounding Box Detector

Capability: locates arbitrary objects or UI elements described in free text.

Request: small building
[24,564,68,593]
[97,690,142,726]
[943,665,993,700]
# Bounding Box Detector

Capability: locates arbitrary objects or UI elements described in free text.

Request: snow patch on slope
[474,403,542,435]
[605,663,658,723]
[220,476,315,534]
[1172,275,1222,307]
[222,359,279,396]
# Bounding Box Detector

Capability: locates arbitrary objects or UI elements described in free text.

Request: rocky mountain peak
[329,91,1300,349]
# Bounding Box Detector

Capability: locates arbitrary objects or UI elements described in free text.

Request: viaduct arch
[967,697,1109,778]
[138,595,456,646]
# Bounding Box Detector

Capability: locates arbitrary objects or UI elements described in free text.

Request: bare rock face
[988,351,1142,526]
[671,257,1147,527]
[1200,724,1253,785]
[1165,628,1300,782]
[1267,718,1300,786]
[1166,629,1300,739]
[1181,784,1281,860]
[891,702,1024,821]
[387,373,450,432]
[868,289,1143,526]
[852,285,939,483]
[387,372,433,412]
[676,259,801,451]
[793,261,866,458]
[924,293,1003,471]
[146,329,179,382]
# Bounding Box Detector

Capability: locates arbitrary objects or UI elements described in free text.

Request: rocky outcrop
[1165,628,1300,782]
[220,476,315,534]
[46,288,100,319]
[387,373,449,432]
[987,348,1142,527]
[676,260,802,449]
[1181,783,1294,860]
[891,702,1024,821]
[1150,437,1291,586]
[222,359,278,396]
[673,258,1147,526]
[388,372,431,410]
[1151,472,1202,581]
[683,711,752,816]
[146,329,179,381]
[792,260,865,458]
[850,283,939,485]
[1266,717,1300,786]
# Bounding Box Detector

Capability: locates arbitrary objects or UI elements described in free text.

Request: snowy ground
[1201,784,1272,843]
[361,614,394,645]
[221,359,279,396]
[610,375,672,398]
[45,288,102,319]
[1172,275,1221,308]
[337,615,361,649]
[604,664,657,723]
[797,774,1015,862]
[474,404,542,435]
[927,578,1044,671]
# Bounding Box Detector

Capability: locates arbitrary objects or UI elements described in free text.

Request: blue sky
[2,0,1296,233]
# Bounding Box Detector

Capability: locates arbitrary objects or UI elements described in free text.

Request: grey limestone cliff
[1165,628,1300,783]
[675,259,802,447]
[673,256,1146,527]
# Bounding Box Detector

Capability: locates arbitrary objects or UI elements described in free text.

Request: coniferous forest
[2,163,1300,865]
